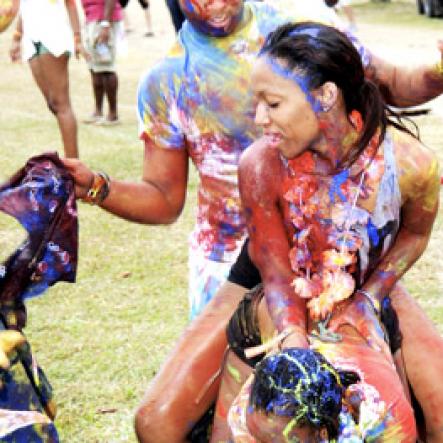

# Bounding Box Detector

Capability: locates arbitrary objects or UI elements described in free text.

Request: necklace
[283,112,383,322]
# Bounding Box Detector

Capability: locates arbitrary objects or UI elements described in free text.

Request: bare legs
[391,284,443,442]
[134,282,247,443]
[29,53,78,158]
[341,5,357,31]
[89,70,119,122]
[139,0,154,35]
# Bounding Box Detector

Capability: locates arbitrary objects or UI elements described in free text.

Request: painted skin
[178,0,244,36]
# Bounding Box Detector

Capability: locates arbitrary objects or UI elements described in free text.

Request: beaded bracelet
[82,171,110,205]
[357,289,381,317]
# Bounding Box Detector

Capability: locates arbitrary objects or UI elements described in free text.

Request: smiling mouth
[207,15,230,27]
[264,132,283,146]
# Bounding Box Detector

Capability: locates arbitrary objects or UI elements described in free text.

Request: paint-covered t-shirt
[137,1,371,264]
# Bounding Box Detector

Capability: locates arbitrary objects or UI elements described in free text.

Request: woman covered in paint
[207,20,441,442]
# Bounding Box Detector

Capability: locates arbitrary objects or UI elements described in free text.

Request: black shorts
[227,239,261,289]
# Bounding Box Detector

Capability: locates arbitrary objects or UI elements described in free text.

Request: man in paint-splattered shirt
[137,1,291,318]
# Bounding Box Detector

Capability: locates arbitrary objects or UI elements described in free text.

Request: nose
[254,102,270,127]
[207,0,225,13]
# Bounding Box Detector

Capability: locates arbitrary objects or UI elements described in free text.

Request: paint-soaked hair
[249,348,360,439]
[259,22,417,169]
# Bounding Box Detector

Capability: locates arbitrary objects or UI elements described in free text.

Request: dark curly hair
[249,348,360,439]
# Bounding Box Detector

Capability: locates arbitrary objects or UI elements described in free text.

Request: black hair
[259,22,419,169]
[249,348,360,439]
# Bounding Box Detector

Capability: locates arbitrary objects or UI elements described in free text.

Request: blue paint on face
[263,56,322,113]
[179,0,244,37]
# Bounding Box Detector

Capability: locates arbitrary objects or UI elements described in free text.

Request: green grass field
[0,1,442,441]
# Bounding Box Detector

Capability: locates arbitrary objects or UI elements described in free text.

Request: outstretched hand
[327,291,391,361]
[62,157,94,199]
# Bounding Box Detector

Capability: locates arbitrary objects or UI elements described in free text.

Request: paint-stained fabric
[0,152,78,441]
[137,1,372,317]
[0,152,78,331]
[138,1,286,317]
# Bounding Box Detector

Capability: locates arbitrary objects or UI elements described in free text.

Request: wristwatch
[100,20,111,28]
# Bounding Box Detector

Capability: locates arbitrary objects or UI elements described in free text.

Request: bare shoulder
[389,127,440,195]
[239,138,282,202]
[240,138,281,179]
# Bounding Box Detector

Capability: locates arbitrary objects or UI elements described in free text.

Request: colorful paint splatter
[281,125,400,320]
[0,152,78,441]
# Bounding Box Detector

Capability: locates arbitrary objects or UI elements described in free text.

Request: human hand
[281,326,309,350]
[62,157,94,199]
[327,291,391,361]
[96,26,110,45]
[9,39,21,62]
[75,41,90,61]
[80,44,91,61]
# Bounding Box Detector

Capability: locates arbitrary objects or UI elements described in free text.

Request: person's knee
[134,400,184,443]
[46,96,71,116]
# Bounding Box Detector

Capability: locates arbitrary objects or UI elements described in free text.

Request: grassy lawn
[0,1,442,441]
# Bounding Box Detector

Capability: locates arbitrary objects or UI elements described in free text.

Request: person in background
[81,0,123,125]
[9,0,84,158]
[118,0,154,36]
[340,0,357,32]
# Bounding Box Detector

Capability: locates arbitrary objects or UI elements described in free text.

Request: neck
[309,112,359,173]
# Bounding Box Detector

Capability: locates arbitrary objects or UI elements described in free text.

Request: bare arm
[362,134,440,304]
[366,40,443,107]
[65,0,83,58]
[9,14,22,62]
[239,142,307,339]
[63,138,189,224]
[96,0,116,44]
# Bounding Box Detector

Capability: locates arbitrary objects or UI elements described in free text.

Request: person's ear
[315,81,339,112]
